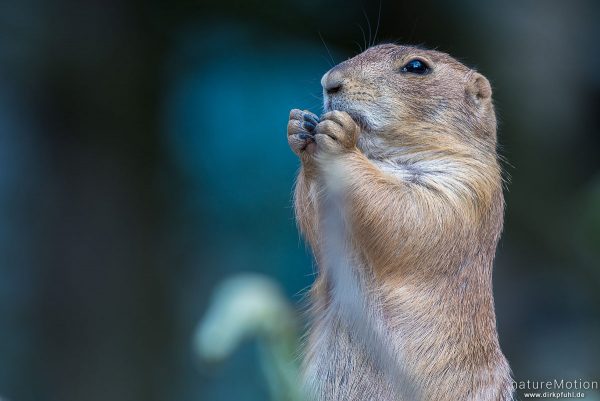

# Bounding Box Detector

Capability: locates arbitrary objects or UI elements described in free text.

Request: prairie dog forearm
[294,168,319,255]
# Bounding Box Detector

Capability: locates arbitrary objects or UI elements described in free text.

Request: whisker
[373,0,382,46]
[356,23,367,51]
[362,8,372,48]
[318,31,336,67]
[309,92,323,102]
[320,54,334,69]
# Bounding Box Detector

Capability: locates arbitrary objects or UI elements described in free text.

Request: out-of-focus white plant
[195,273,305,401]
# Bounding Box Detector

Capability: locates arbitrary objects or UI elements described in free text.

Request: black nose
[322,68,344,95]
[326,82,342,95]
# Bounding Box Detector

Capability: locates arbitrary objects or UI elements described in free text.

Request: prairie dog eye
[401,59,430,75]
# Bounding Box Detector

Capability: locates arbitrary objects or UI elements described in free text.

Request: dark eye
[401,59,429,75]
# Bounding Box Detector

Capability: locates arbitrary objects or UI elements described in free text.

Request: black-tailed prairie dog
[287,44,512,401]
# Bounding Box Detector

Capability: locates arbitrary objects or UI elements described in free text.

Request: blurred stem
[195,274,305,401]
[258,317,303,401]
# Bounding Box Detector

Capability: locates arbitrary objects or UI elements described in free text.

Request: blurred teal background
[0,0,599,400]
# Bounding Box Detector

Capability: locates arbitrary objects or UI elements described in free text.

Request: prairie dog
[287,44,512,401]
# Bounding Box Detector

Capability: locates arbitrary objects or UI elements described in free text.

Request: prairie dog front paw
[287,109,319,157]
[314,111,359,155]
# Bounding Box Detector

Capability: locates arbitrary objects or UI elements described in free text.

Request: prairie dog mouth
[324,96,372,132]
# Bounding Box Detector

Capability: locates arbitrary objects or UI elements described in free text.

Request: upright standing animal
[287,44,513,401]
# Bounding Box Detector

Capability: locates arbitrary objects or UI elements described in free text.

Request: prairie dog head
[321,44,497,158]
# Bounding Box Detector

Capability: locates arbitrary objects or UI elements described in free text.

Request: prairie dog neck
[287,44,512,401]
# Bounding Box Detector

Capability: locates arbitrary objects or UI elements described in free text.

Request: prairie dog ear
[466,72,492,102]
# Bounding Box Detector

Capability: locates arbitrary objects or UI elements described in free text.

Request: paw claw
[298,133,314,141]
[302,111,319,126]
[302,120,316,131]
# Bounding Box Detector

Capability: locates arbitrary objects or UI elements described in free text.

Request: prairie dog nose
[321,68,344,95]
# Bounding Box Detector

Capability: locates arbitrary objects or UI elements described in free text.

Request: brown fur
[287,44,512,401]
